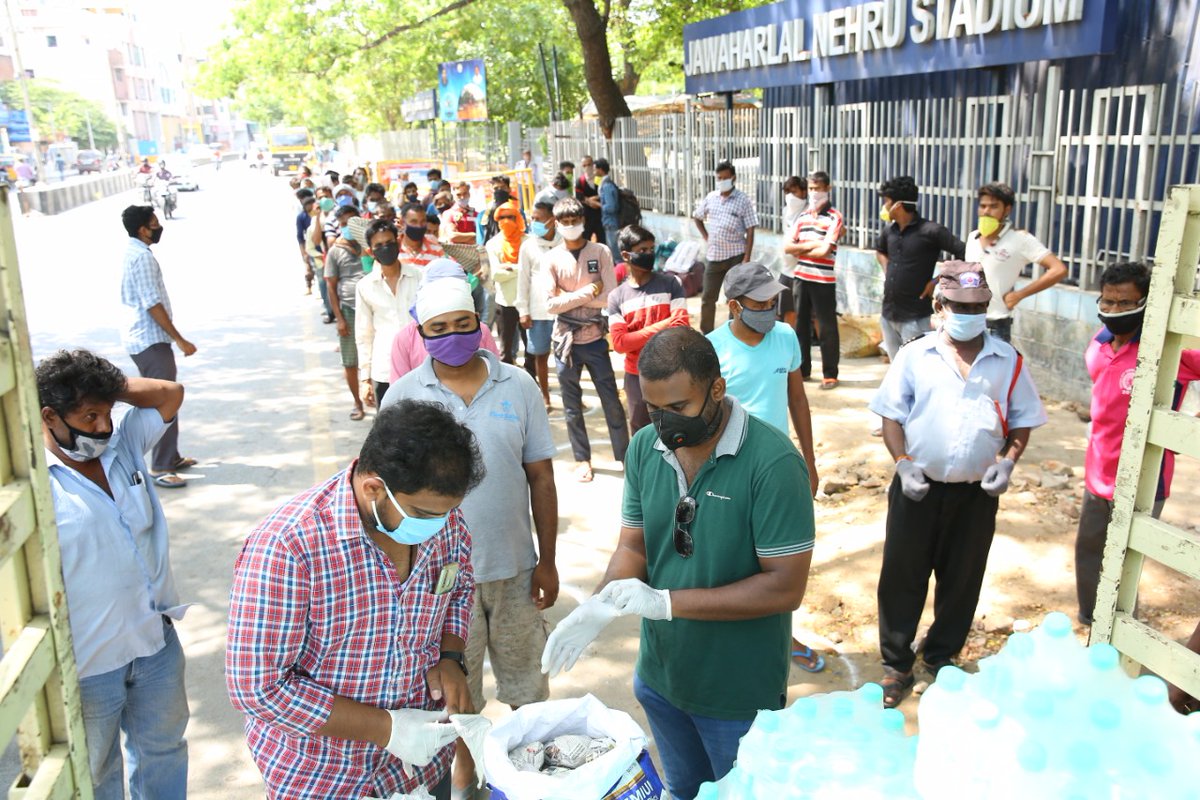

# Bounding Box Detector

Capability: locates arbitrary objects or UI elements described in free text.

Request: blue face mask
[530,220,550,238]
[942,309,987,342]
[340,226,354,242]
[371,481,450,545]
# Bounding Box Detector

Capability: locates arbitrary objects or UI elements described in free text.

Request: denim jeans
[80,619,189,800]
[633,674,752,800]
[604,226,621,266]
[555,338,629,463]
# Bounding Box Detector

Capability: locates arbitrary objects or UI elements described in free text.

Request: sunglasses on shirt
[674,495,697,558]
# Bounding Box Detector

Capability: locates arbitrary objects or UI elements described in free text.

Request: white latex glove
[540,596,620,678]
[895,459,930,502]
[385,708,459,772]
[598,578,673,621]
[981,458,1016,497]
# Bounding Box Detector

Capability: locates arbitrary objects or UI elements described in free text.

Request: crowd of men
[29,154,1199,800]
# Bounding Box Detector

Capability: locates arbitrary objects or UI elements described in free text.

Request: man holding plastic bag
[226,401,484,800]
[542,327,816,800]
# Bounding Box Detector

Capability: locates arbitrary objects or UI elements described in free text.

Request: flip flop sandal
[170,456,198,471]
[152,473,187,489]
[349,407,366,421]
[881,668,914,708]
[574,462,594,483]
[791,644,826,673]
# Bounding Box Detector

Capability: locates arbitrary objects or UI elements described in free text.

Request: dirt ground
[523,298,1200,741]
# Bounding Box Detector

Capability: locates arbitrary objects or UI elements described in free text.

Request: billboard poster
[5,109,31,143]
[401,89,438,123]
[437,59,488,122]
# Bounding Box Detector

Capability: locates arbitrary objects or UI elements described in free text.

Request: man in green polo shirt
[542,326,815,800]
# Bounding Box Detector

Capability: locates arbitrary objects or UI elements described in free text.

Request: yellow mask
[978,215,1002,237]
[879,203,893,223]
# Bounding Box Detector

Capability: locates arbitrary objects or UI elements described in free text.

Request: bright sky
[140,0,238,53]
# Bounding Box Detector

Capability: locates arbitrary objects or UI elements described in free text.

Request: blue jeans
[605,226,621,265]
[80,619,189,800]
[633,673,752,800]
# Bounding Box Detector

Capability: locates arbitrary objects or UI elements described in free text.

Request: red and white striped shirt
[790,205,844,284]
[399,235,446,271]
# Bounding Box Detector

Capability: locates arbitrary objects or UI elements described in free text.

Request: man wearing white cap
[381,269,559,798]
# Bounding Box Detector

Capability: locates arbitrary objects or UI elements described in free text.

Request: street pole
[3,0,46,183]
[84,108,95,150]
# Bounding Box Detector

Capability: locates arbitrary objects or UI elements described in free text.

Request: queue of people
[31,153,1195,800]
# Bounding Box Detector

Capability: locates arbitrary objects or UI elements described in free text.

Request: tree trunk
[561,0,631,138]
[618,57,640,96]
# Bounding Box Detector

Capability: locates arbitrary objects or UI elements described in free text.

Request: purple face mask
[421,324,483,366]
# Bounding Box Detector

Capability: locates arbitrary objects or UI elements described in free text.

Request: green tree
[0,80,120,150]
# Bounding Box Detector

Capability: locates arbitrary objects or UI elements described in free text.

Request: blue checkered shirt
[693,188,759,261]
[120,238,174,354]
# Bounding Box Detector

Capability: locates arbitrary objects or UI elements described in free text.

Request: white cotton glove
[981,458,1016,497]
[540,596,620,678]
[384,708,459,772]
[895,459,931,502]
[598,578,673,621]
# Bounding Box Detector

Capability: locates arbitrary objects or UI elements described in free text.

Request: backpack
[617,186,642,227]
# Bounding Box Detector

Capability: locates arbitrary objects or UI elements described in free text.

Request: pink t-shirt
[1084,330,1200,500]
[388,322,500,383]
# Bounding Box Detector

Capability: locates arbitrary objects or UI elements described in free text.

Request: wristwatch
[439,650,468,676]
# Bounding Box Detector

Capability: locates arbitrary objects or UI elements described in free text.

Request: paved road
[4,164,642,796]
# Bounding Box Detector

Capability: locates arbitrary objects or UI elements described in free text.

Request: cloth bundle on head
[414,259,475,325]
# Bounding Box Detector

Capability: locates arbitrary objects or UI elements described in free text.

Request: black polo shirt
[875,215,966,321]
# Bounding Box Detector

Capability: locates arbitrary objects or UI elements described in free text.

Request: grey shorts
[338,304,357,368]
[465,569,550,711]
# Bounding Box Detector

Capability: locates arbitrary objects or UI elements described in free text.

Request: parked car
[170,173,199,192]
[75,149,104,174]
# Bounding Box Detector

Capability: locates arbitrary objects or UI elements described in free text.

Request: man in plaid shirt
[692,160,758,333]
[227,401,485,800]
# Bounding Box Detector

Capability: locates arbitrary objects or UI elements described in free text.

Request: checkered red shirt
[226,462,474,799]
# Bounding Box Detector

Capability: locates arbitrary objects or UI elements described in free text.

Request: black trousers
[793,278,839,379]
[878,476,999,672]
[495,304,525,365]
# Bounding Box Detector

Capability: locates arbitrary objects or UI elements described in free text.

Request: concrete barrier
[20,170,139,216]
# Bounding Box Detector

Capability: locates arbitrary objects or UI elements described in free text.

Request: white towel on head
[415,276,475,325]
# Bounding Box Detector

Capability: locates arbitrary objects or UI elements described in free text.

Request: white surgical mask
[942,309,987,342]
[716,178,734,192]
[808,190,829,210]
[558,222,585,241]
[784,194,805,213]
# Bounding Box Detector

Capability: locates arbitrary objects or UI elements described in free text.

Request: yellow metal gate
[1090,183,1200,699]
[0,186,93,796]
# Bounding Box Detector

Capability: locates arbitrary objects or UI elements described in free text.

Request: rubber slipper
[574,462,594,483]
[791,644,826,673]
[170,456,198,471]
[820,378,839,390]
[152,473,187,488]
[349,407,366,421]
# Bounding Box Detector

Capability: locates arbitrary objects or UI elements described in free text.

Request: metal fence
[549,66,1200,291]
[341,123,545,174]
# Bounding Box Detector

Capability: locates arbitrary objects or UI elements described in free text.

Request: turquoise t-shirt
[707,321,801,435]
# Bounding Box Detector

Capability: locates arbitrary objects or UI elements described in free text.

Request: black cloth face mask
[649,383,723,451]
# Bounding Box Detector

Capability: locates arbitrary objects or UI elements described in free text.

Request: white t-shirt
[964,224,1052,320]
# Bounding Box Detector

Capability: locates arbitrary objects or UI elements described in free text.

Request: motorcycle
[142,177,155,204]
[155,178,177,219]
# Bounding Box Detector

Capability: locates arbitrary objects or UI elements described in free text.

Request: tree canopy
[0,80,120,150]
[197,0,756,138]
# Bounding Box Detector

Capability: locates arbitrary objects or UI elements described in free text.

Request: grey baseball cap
[723,261,784,302]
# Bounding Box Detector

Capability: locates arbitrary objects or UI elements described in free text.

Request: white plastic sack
[483,694,646,800]
[663,240,702,275]
[365,787,433,800]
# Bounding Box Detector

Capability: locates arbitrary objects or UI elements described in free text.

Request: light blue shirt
[869,330,1048,483]
[120,238,173,354]
[381,350,557,583]
[707,320,801,436]
[47,407,186,678]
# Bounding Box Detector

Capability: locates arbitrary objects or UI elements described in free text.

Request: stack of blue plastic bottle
[694,611,1199,799]
[696,683,919,799]
[916,611,1199,799]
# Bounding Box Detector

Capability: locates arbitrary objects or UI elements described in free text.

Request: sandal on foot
[574,462,594,483]
[881,667,914,708]
[349,407,366,421]
[169,456,198,471]
[152,473,187,488]
[791,643,826,673]
[821,378,839,390]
